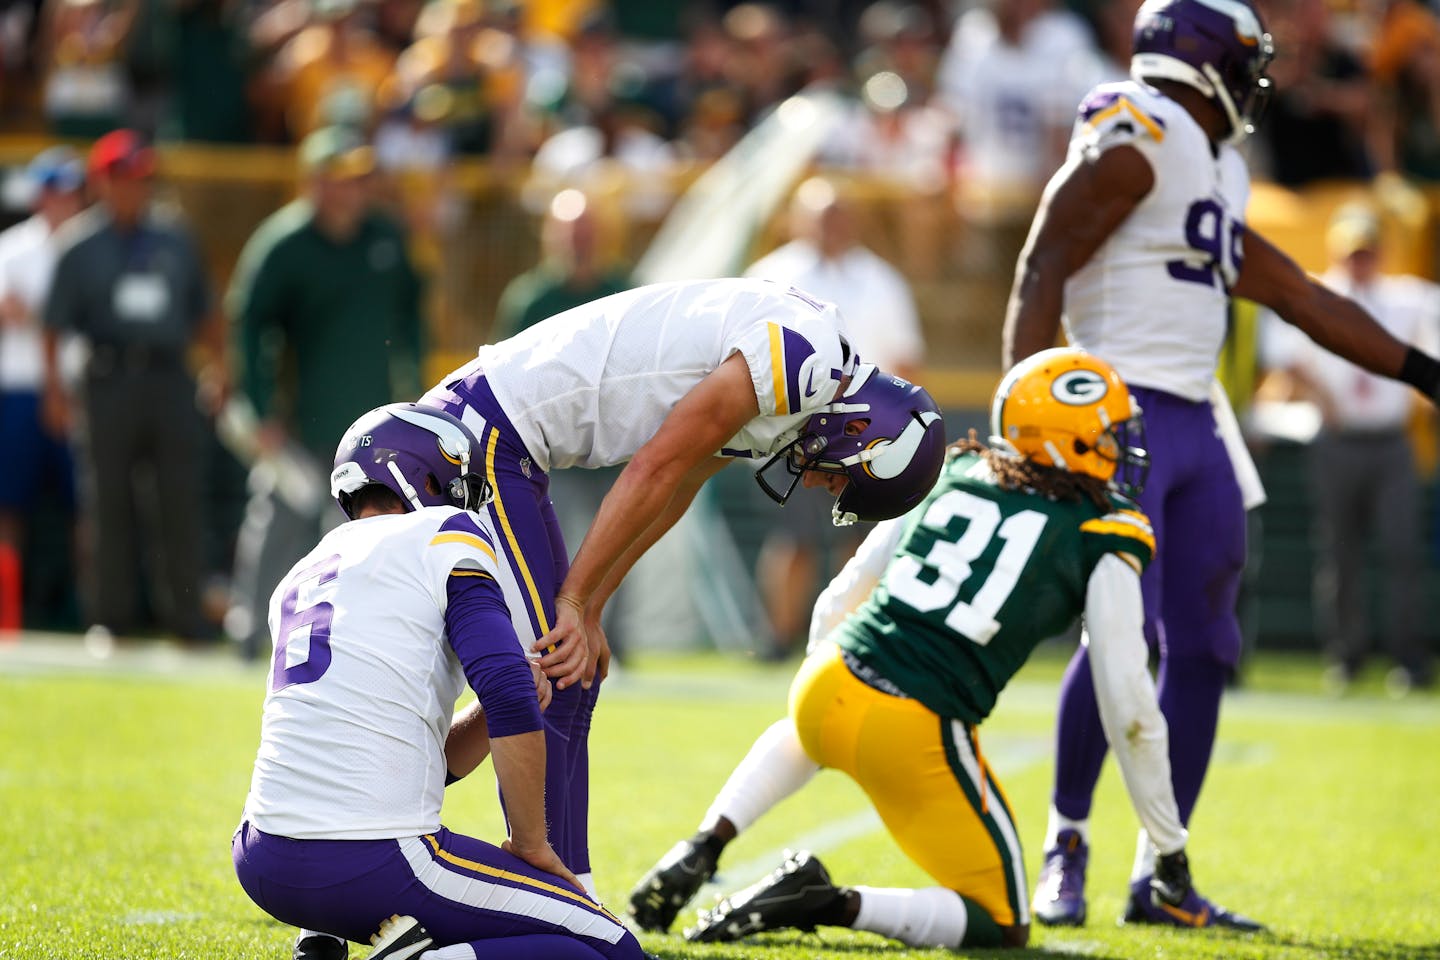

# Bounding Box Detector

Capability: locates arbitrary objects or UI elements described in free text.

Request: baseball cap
[1326,203,1382,259]
[299,126,375,179]
[27,146,85,194]
[88,129,156,180]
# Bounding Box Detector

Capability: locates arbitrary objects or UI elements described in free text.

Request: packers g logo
[1051,369,1109,405]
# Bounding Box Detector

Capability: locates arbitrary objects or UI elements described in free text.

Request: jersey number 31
[887,490,1047,646]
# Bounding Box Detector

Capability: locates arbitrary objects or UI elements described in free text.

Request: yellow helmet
[991,348,1149,498]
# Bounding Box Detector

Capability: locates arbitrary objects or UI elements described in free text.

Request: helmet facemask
[754,364,946,526]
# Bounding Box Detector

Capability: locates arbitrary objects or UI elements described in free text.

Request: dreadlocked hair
[949,431,1113,511]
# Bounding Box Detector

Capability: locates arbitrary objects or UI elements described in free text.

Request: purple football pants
[421,375,599,875]
[233,822,642,958]
[1052,387,1245,826]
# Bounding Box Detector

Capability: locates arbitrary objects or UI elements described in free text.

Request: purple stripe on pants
[233,822,642,958]
[1051,386,1245,825]
[420,374,596,874]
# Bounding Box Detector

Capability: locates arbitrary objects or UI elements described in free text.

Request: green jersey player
[628,347,1260,949]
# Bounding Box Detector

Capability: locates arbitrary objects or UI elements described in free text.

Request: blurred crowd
[6,0,1440,190]
[3,0,1440,690]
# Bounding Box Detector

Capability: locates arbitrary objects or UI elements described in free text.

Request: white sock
[1130,828,1157,883]
[576,871,599,900]
[852,886,969,949]
[700,717,819,833]
[420,946,476,960]
[1042,806,1089,850]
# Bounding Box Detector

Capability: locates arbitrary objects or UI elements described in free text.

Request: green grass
[2,640,1438,959]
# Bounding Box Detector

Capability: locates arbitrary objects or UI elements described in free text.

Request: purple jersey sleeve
[444,572,542,739]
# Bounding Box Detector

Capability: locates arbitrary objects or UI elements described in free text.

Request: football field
[2,637,1438,960]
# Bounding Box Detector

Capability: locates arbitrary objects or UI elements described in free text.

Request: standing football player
[1003,0,1440,927]
[630,349,1256,949]
[419,277,947,897]
[234,403,646,960]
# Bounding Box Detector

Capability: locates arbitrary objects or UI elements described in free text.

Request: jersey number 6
[271,554,340,691]
[886,490,1047,646]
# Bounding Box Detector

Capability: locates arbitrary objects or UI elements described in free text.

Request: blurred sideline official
[42,130,224,646]
[1261,204,1438,692]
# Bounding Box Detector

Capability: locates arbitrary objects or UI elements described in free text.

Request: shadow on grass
[649,931,1133,960]
[1256,933,1440,959]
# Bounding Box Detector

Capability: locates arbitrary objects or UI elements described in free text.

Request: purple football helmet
[757,364,946,525]
[1131,0,1274,144]
[330,403,492,519]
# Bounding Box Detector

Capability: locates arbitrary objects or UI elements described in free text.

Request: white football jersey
[744,242,926,373]
[1059,80,1251,402]
[242,507,505,840]
[441,279,855,471]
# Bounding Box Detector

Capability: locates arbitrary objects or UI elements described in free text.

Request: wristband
[1399,347,1440,400]
[555,594,584,614]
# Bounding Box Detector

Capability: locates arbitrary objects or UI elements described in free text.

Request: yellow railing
[5,137,1436,409]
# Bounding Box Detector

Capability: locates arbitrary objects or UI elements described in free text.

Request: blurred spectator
[226,125,423,659]
[40,0,137,137]
[388,0,526,156]
[372,0,421,54]
[41,130,224,646]
[1256,0,1372,187]
[671,17,749,160]
[935,0,1102,229]
[494,187,631,339]
[1261,204,1438,693]
[1087,0,1141,80]
[824,69,953,280]
[163,0,255,143]
[722,3,801,124]
[743,176,925,656]
[270,0,395,139]
[747,176,924,377]
[854,1,941,103]
[934,0,1101,354]
[0,148,86,632]
[1371,0,1440,181]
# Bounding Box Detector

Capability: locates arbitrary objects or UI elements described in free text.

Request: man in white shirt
[1263,205,1438,691]
[0,147,86,632]
[234,403,646,960]
[744,179,928,654]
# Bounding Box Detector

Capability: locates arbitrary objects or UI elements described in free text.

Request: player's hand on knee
[535,596,588,689]
[503,837,585,895]
[583,612,610,688]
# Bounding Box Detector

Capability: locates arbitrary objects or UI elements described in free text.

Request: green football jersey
[834,451,1154,725]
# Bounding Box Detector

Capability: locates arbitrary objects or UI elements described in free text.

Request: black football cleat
[684,850,844,943]
[629,836,720,932]
[293,932,347,960]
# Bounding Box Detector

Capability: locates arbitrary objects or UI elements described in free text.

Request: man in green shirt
[630,348,1259,949]
[492,188,631,340]
[227,126,424,662]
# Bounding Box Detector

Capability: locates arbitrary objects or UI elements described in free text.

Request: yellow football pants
[789,643,1029,928]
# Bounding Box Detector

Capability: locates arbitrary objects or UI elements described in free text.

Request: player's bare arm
[536,352,761,686]
[1003,144,1156,368]
[492,728,584,893]
[1233,227,1419,387]
[539,456,729,686]
[444,701,491,781]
